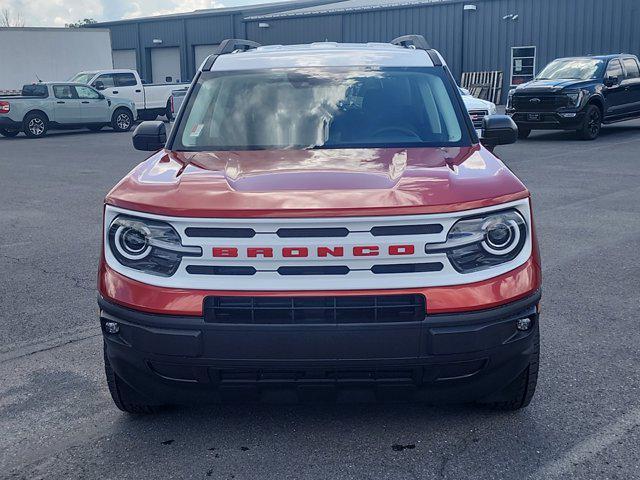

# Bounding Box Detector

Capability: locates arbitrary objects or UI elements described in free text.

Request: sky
[0,0,288,26]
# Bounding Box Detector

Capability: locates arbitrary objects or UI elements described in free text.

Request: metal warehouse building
[93,0,640,102]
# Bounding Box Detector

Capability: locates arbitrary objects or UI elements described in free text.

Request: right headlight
[107,215,201,277]
[426,209,527,273]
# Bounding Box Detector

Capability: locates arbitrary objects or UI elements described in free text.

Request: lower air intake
[204,294,426,324]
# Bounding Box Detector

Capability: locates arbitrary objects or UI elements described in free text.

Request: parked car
[0,82,136,138]
[170,87,189,118]
[506,54,640,140]
[459,87,498,133]
[70,69,188,122]
[99,37,541,414]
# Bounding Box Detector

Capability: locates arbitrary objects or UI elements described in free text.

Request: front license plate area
[527,113,541,121]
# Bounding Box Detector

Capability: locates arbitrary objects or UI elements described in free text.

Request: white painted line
[536,407,640,478]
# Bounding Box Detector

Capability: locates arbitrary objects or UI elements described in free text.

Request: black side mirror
[132,121,167,151]
[481,115,518,151]
[604,76,620,87]
[94,81,105,91]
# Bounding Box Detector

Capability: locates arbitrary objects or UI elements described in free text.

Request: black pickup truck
[506,54,640,140]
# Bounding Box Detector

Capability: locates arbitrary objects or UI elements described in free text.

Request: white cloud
[0,0,248,26]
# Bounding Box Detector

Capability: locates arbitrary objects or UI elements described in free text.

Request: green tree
[66,18,98,28]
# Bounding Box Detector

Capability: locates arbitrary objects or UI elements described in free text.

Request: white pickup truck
[70,69,188,121]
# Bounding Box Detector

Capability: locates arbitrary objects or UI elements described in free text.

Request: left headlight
[565,90,584,107]
[426,209,527,273]
[107,215,201,277]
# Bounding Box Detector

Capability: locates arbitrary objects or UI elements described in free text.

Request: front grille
[512,95,571,111]
[468,110,488,129]
[187,262,444,276]
[204,294,426,324]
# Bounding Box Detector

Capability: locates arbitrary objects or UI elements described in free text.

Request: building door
[150,47,181,84]
[112,49,137,71]
[194,44,220,71]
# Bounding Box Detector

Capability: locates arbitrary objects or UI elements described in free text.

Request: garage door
[150,47,181,84]
[112,49,137,71]
[194,44,220,70]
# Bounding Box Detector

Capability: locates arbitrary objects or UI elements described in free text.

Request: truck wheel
[165,100,173,122]
[577,105,602,140]
[0,128,20,137]
[517,127,531,139]
[23,112,48,138]
[111,108,133,132]
[479,328,539,411]
[139,111,158,121]
[103,343,162,414]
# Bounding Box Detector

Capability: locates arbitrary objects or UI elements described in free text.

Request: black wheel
[111,108,134,132]
[165,100,173,122]
[23,112,48,138]
[104,343,162,414]
[87,125,104,132]
[517,127,531,139]
[480,328,539,411]
[0,127,20,137]
[577,104,602,140]
[139,111,158,121]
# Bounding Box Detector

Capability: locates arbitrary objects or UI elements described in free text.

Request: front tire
[577,105,602,140]
[111,108,134,132]
[23,112,48,138]
[165,100,173,122]
[517,126,531,139]
[104,343,162,414]
[0,127,20,137]
[480,328,540,411]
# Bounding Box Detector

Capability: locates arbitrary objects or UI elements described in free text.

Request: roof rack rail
[202,38,262,71]
[390,34,442,67]
[391,35,431,50]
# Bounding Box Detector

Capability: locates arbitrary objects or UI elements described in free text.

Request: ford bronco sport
[99,36,542,413]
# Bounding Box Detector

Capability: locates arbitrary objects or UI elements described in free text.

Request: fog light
[517,318,532,331]
[559,113,577,118]
[104,321,120,334]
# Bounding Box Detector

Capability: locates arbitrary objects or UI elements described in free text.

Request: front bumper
[508,110,585,130]
[100,290,541,404]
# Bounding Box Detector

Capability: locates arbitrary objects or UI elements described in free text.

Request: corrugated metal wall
[98,0,640,100]
[245,0,640,102]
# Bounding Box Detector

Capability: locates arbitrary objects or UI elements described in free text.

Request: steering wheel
[372,126,421,140]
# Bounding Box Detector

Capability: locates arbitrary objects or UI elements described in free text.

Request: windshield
[70,72,96,84]
[537,59,605,81]
[173,68,469,151]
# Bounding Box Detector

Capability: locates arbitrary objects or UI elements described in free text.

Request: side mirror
[604,76,620,87]
[132,121,167,151]
[481,115,518,151]
[94,81,105,91]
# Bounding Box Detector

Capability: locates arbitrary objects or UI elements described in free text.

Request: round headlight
[482,218,521,255]
[114,224,151,260]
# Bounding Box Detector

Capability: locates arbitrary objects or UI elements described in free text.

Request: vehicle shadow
[521,123,640,142]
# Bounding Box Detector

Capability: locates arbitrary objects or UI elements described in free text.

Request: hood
[462,95,496,111]
[515,78,592,93]
[106,146,528,218]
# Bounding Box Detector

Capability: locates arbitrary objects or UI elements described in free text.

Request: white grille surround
[103,199,533,291]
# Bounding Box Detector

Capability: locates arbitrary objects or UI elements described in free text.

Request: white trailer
[0,27,113,92]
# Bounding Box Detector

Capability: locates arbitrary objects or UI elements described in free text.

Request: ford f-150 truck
[99,37,542,414]
[0,83,136,138]
[71,69,188,122]
[506,54,640,140]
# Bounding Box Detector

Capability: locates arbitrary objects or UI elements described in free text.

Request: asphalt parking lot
[1,122,640,480]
